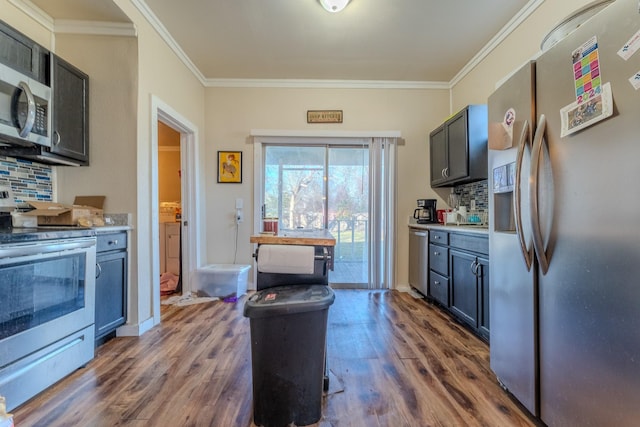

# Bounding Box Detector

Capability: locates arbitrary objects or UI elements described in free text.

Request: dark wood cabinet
[429,124,448,186]
[0,19,48,84]
[429,105,488,188]
[0,22,90,166]
[51,54,89,165]
[428,230,449,306]
[427,228,490,341]
[95,231,128,346]
[450,249,478,328]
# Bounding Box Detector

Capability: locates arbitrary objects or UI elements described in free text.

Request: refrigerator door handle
[530,114,550,274]
[514,119,533,271]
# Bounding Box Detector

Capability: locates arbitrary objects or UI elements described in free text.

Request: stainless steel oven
[0,236,96,411]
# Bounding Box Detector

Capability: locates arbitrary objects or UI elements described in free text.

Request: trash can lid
[243,285,335,318]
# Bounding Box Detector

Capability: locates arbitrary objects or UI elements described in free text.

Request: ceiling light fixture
[319,0,351,13]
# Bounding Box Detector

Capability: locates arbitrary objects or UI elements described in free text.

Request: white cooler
[194,264,250,297]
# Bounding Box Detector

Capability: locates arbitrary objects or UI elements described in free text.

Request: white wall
[111,0,207,329]
[204,86,450,287]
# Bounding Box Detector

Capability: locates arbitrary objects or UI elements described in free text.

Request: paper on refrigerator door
[572,36,602,104]
[629,71,640,90]
[618,28,640,60]
[560,82,613,137]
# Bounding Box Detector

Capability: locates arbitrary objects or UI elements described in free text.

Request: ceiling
[29,0,533,84]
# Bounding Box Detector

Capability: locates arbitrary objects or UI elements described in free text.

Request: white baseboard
[116,316,156,337]
[395,284,412,292]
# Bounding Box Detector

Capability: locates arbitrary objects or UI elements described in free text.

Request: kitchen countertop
[250,229,336,246]
[408,220,489,235]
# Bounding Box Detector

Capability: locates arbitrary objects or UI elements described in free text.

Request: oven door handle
[0,237,96,258]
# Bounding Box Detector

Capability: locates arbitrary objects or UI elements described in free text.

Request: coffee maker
[413,199,437,224]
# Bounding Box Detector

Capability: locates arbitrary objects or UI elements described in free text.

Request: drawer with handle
[429,271,449,307]
[96,231,127,252]
[429,243,449,275]
[429,230,449,245]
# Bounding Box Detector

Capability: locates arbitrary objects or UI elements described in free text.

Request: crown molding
[13,0,544,91]
[449,0,545,87]
[205,78,450,90]
[54,20,137,37]
[132,0,542,91]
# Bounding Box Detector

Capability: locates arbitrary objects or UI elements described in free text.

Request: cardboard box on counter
[25,196,105,226]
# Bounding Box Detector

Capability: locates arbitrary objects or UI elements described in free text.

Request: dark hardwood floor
[13,290,536,426]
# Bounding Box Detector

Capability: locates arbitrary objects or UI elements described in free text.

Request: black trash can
[243,284,335,427]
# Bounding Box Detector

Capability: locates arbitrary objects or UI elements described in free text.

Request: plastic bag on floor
[160,272,179,295]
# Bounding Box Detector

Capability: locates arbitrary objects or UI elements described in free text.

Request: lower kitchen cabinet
[428,230,449,306]
[95,230,128,346]
[450,249,478,327]
[427,228,489,341]
[450,251,490,340]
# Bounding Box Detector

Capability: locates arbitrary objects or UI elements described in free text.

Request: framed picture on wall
[217,151,242,183]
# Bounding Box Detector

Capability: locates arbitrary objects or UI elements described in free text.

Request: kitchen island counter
[250,229,336,246]
[251,229,335,272]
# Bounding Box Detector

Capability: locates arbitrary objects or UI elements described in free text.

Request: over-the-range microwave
[0,61,51,148]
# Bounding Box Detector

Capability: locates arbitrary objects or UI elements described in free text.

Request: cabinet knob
[433,251,440,256]
[434,235,440,239]
[434,281,440,285]
[109,240,118,245]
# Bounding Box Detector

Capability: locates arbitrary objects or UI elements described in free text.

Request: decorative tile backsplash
[454,180,488,212]
[0,156,53,206]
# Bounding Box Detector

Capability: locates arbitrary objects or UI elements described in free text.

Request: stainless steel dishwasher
[408,227,429,295]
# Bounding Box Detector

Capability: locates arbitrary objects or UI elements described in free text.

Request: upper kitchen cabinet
[429,105,488,187]
[0,20,48,84]
[50,54,89,165]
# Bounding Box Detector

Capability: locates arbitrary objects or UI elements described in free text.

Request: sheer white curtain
[368,137,397,289]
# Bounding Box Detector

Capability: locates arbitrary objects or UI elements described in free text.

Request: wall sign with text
[307,110,343,123]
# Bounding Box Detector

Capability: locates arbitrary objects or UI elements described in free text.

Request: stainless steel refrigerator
[488,0,640,425]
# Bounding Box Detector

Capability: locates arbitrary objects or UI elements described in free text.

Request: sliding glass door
[263,145,369,288]
[327,147,369,287]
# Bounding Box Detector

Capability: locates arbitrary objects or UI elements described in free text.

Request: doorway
[151,96,201,325]
[157,121,182,296]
